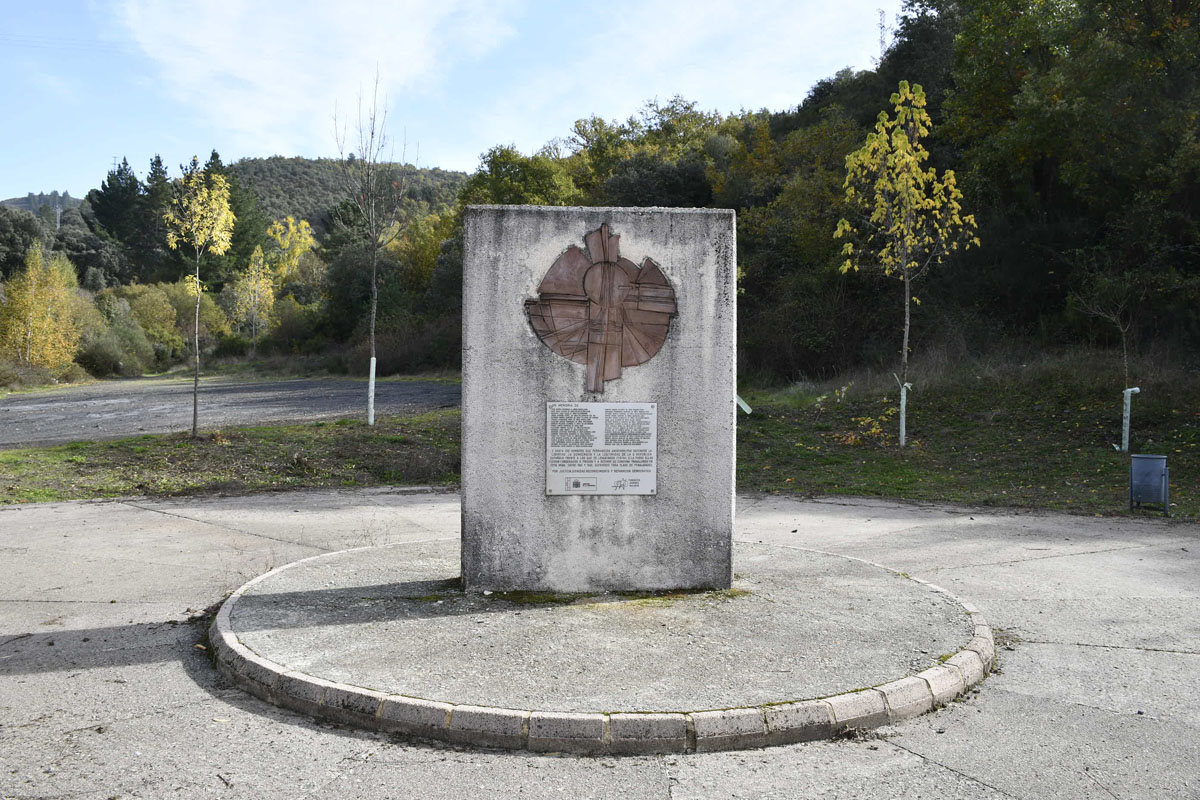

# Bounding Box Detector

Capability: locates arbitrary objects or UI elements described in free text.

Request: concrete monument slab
[461,206,736,591]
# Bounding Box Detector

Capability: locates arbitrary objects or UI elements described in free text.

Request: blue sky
[1,0,903,201]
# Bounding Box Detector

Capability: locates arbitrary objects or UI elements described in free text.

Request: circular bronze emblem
[524,224,677,393]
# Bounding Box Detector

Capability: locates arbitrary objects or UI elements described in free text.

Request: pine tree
[88,158,143,250]
[138,155,174,279]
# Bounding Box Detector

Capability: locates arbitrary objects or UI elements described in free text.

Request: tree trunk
[901,269,911,386]
[367,241,378,426]
[192,256,201,439]
[24,271,35,365]
[900,266,912,447]
[1120,326,1130,389]
[369,246,378,362]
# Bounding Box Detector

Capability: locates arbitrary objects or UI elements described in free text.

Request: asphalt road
[0,492,1195,799]
[0,376,462,447]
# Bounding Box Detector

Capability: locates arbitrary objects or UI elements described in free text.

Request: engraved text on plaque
[546,402,657,495]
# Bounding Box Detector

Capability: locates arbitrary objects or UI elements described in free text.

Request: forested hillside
[438,0,1199,381]
[1,192,84,237]
[228,157,467,235]
[0,0,1195,390]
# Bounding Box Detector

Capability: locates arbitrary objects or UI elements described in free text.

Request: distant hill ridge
[228,156,469,233]
[3,157,469,234]
[1,191,83,213]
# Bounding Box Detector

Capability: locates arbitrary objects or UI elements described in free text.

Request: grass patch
[738,350,1199,519]
[0,408,460,504]
[2,350,1195,519]
[202,353,462,384]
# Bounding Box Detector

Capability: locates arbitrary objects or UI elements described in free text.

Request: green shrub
[0,359,53,390]
[214,334,250,358]
[58,363,93,384]
[78,322,154,376]
[265,295,322,354]
[347,314,460,376]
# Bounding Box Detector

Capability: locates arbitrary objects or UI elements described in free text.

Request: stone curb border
[209,544,993,754]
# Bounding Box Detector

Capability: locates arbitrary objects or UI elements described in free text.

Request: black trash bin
[1130,454,1169,516]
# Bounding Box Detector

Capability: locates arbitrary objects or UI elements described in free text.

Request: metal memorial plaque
[546,402,657,495]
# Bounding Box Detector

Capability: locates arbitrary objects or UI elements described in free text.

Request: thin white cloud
[117,0,517,158]
[114,0,901,173]
[469,0,899,161]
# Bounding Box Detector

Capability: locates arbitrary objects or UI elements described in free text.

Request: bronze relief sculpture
[525,224,677,393]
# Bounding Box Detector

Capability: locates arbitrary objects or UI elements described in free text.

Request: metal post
[1121,387,1140,452]
[368,356,376,426]
[899,381,912,447]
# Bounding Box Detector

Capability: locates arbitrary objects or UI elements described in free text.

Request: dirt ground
[0,376,461,447]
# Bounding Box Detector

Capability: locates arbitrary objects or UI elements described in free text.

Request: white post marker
[1121,387,1140,452]
[368,356,377,426]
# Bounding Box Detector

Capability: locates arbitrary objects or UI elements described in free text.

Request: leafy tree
[105,284,183,365]
[71,292,109,353]
[602,151,713,207]
[835,81,979,443]
[459,145,581,206]
[0,205,47,279]
[320,200,374,341]
[52,216,130,286]
[942,0,1199,341]
[82,295,155,377]
[123,285,178,341]
[712,114,785,210]
[0,243,80,374]
[230,245,275,354]
[736,108,867,377]
[629,96,723,161]
[163,156,236,437]
[423,232,463,318]
[564,115,635,199]
[265,215,317,286]
[160,279,231,350]
[386,211,454,294]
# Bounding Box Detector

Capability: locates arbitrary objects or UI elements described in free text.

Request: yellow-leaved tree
[0,243,81,375]
[265,216,317,288]
[231,245,275,355]
[163,156,235,438]
[834,81,980,446]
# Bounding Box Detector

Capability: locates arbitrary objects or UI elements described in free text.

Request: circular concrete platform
[211,540,994,753]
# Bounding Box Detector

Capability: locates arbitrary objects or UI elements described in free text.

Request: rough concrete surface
[0,490,1196,798]
[0,376,461,448]
[224,540,971,713]
[461,206,736,591]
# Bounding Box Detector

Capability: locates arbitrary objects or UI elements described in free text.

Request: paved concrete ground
[1,490,1196,799]
[0,377,461,447]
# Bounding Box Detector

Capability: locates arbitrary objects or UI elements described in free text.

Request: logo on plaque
[525,224,677,393]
